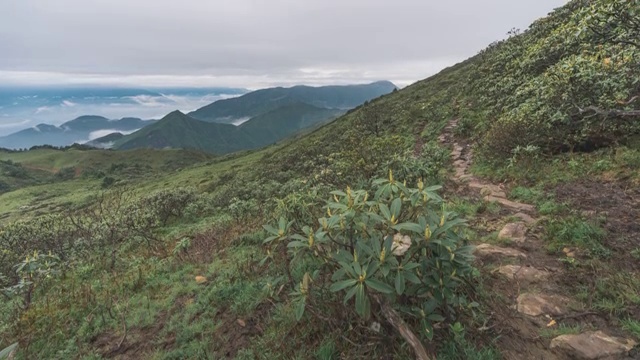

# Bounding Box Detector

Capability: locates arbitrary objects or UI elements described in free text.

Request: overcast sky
[0,0,566,89]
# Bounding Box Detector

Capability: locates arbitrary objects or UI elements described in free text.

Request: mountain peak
[370,80,396,87]
[165,110,186,117]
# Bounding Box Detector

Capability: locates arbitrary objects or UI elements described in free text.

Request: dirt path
[438,119,637,359]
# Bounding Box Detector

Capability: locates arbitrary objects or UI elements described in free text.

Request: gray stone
[550,331,637,359]
[474,244,527,259]
[498,222,528,243]
[517,293,569,316]
[496,265,550,282]
[469,181,506,198]
[513,212,536,224]
[485,196,536,213]
[454,159,467,167]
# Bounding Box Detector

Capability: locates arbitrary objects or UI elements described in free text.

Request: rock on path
[550,331,637,359]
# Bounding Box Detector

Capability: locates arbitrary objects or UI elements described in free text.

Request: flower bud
[424,225,431,241]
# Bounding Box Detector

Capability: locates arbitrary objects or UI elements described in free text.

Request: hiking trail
[437,119,637,360]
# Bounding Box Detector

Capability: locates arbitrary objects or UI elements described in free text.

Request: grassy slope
[238,102,343,148]
[115,104,343,155]
[2,1,640,358]
[0,148,213,222]
[115,111,256,154]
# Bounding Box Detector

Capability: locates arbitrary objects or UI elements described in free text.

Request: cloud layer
[0,0,566,88]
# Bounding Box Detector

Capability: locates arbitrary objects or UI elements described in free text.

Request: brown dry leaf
[195,275,207,284]
[547,319,557,327]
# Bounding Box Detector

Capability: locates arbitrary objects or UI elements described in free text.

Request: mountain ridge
[0,116,156,149]
[189,81,396,124]
[114,82,394,154]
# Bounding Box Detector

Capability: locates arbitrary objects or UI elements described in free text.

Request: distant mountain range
[189,80,396,124]
[0,81,396,154]
[0,116,156,149]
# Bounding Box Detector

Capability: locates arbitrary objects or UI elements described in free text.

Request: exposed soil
[211,302,273,358]
[93,311,174,359]
[556,180,640,271]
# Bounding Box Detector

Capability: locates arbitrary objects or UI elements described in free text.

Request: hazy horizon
[0,87,248,136]
[1,1,566,89]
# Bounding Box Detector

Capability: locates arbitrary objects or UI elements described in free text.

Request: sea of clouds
[0,89,242,136]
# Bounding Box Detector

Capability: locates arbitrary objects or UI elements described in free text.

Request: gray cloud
[0,0,566,87]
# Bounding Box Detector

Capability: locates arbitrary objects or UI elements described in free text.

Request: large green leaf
[379,203,391,220]
[365,278,394,294]
[295,297,306,321]
[390,197,402,217]
[392,222,423,234]
[330,279,357,292]
[395,271,406,295]
[0,343,17,360]
[355,284,367,316]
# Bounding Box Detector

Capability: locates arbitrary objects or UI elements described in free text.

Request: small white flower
[392,233,411,256]
[370,321,381,333]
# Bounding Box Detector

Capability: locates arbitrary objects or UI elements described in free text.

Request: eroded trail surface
[439,119,638,360]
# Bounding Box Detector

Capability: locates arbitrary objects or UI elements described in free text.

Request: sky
[0,0,567,89]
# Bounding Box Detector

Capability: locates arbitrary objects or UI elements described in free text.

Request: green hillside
[115,104,342,154]
[189,81,396,123]
[0,146,213,222]
[85,132,125,148]
[238,102,344,148]
[114,111,256,154]
[1,1,639,359]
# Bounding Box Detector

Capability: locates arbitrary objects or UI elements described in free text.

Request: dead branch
[117,308,127,350]
[373,295,432,360]
[578,106,640,118]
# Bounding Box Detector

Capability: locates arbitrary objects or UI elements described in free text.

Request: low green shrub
[263,172,476,341]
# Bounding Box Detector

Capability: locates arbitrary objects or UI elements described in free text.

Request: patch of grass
[545,217,609,258]
[437,341,501,360]
[450,198,483,217]
[621,318,640,339]
[473,146,640,187]
[510,186,544,204]
[594,298,627,314]
[592,272,640,314]
[538,200,567,216]
[482,201,502,215]
[539,324,582,339]
[481,231,511,246]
